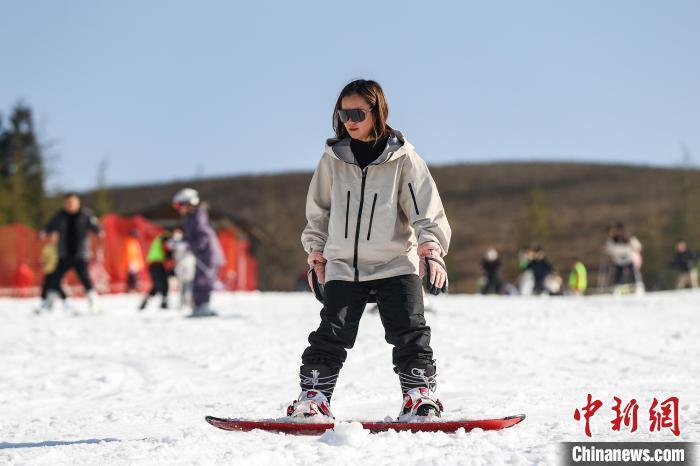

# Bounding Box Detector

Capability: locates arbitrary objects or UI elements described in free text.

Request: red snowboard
[205,414,525,435]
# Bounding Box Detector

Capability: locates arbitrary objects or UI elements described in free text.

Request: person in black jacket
[40,193,103,311]
[670,240,698,289]
[480,248,503,294]
[525,246,554,295]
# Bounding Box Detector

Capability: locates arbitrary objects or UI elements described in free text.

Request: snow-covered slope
[1,291,698,465]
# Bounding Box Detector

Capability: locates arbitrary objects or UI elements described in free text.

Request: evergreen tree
[0,103,46,227]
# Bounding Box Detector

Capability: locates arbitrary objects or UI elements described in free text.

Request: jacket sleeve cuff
[418,234,448,256]
[304,243,326,254]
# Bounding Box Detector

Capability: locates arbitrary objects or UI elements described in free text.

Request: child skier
[124,230,145,292]
[567,258,588,296]
[139,230,173,310]
[169,228,197,308]
[172,188,225,317]
[36,232,68,312]
[289,79,451,420]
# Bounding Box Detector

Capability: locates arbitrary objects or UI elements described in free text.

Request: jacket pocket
[367,193,378,240]
[408,182,420,215]
[345,190,350,238]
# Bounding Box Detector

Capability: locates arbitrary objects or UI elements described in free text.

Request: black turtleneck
[350,136,390,169]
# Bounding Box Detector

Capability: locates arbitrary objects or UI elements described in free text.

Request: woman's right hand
[307,251,327,289]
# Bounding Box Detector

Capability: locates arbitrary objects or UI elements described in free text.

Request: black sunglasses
[337,107,373,123]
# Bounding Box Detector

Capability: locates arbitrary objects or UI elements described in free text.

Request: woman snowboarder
[289,79,451,420]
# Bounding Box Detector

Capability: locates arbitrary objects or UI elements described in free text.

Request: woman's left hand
[418,242,448,295]
[306,251,327,303]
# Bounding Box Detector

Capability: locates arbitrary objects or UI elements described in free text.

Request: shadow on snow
[0,438,120,449]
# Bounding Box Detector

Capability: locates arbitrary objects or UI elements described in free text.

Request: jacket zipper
[352,168,368,282]
[344,190,350,238]
[366,193,377,241]
[408,182,420,215]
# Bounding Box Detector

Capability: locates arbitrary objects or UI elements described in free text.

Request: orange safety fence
[218,228,257,291]
[0,216,258,297]
[101,214,163,293]
[0,224,42,297]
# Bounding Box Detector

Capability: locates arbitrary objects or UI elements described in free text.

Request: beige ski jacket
[301,130,451,282]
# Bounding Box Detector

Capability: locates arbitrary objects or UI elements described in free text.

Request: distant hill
[90,162,700,292]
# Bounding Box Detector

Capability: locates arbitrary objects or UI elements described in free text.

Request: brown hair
[333,79,391,140]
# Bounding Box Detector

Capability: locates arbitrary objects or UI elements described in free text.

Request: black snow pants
[41,271,68,300]
[300,274,435,399]
[147,263,169,297]
[49,257,93,293]
[481,273,503,294]
[614,264,637,285]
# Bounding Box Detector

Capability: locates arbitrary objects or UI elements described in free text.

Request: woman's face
[340,94,375,141]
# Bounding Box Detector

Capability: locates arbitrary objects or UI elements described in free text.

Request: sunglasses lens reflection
[350,109,365,122]
[337,109,366,123]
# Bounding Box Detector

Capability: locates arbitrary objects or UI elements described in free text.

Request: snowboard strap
[398,366,437,395]
[300,367,338,400]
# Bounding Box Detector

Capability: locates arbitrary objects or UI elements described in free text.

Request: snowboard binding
[287,390,334,419]
[399,387,444,420]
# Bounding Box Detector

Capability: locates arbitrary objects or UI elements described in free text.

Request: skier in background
[480,248,503,294]
[669,240,698,289]
[35,232,69,312]
[605,223,644,294]
[291,79,451,421]
[124,230,145,292]
[40,192,103,312]
[517,246,535,295]
[524,245,553,295]
[567,258,588,296]
[172,188,225,318]
[169,228,197,308]
[139,230,173,310]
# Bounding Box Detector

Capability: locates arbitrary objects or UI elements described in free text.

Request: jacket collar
[324,129,413,166]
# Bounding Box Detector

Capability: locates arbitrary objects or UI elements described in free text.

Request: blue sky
[1,1,698,191]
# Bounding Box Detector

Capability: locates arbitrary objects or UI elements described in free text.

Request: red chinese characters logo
[574,395,680,437]
[649,396,680,437]
[611,396,639,433]
[573,394,603,438]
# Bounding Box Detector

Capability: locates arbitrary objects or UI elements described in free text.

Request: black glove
[424,256,449,295]
[308,267,325,303]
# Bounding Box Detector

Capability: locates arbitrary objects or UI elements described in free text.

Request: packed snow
[1,290,699,465]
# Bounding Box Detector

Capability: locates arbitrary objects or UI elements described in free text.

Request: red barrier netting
[0,216,258,297]
[101,214,163,293]
[0,224,42,297]
[218,228,258,291]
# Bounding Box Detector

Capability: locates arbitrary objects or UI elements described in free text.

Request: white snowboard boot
[286,390,334,419]
[398,365,443,420]
[398,387,443,420]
